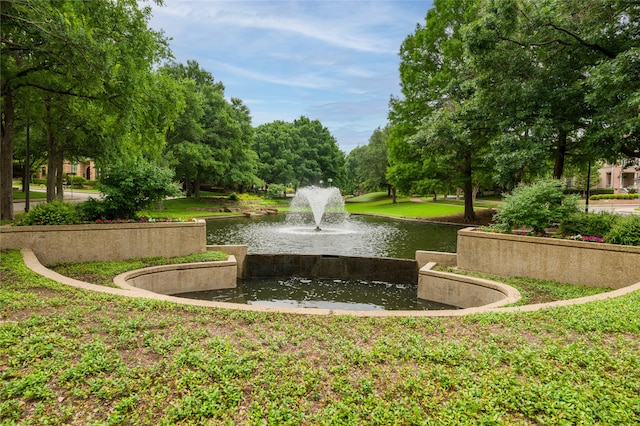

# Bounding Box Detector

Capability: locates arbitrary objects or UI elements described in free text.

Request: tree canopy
[386,0,639,220]
[253,117,344,189]
[1,0,171,219]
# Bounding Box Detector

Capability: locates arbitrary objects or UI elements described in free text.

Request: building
[596,160,640,194]
[37,159,96,181]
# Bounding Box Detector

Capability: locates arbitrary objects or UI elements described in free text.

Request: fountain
[197,187,465,310]
[287,186,348,231]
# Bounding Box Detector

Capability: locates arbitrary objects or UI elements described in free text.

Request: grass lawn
[346,199,465,218]
[11,190,47,200]
[139,196,289,220]
[344,192,496,219]
[1,249,639,424]
[135,193,477,221]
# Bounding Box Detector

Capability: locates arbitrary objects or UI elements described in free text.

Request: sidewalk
[13,189,97,214]
[585,199,640,215]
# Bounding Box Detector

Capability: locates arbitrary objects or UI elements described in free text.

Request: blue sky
[148,1,433,153]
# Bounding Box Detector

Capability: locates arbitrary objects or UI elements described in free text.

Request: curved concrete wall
[418,262,521,309]
[114,257,237,295]
[20,248,640,317]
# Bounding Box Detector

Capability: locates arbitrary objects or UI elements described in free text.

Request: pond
[176,276,458,311]
[206,214,463,260]
[185,214,466,311]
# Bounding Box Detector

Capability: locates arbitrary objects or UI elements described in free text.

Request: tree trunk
[194,177,201,200]
[0,90,15,220]
[553,129,567,179]
[55,152,64,200]
[462,151,476,222]
[46,136,63,202]
[184,176,192,198]
[391,186,397,204]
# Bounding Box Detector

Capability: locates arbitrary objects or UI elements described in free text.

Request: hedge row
[590,193,639,200]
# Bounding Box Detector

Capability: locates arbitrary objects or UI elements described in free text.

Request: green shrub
[77,198,110,221]
[20,201,79,225]
[493,179,580,233]
[608,215,640,246]
[590,193,639,200]
[560,212,620,237]
[226,193,239,201]
[98,157,180,218]
[266,184,287,200]
[68,175,87,187]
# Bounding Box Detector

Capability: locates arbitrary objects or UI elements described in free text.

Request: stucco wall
[457,227,640,289]
[114,257,237,295]
[0,221,206,264]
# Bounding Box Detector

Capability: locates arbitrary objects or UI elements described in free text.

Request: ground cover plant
[1,249,639,424]
[435,267,612,305]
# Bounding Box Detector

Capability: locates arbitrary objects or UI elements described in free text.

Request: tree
[293,117,345,187]
[253,117,344,189]
[345,127,391,194]
[467,0,640,179]
[223,98,258,191]
[253,121,297,186]
[162,61,257,197]
[388,0,486,221]
[1,0,170,219]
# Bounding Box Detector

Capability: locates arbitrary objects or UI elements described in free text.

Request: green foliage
[559,212,620,237]
[97,157,180,219]
[2,247,640,424]
[590,193,639,200]
[266,184,287,200]
[493,179,580,233]
[608,215,640,246]
[20,201,79,225]
[68,175,87,187]
[1,0,173,220]
[345,127,390,193]
[252,117,344,188]
[226,193,239,201]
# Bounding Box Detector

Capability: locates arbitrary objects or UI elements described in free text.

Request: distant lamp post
[319,180,324,187]
[327,178,333,187]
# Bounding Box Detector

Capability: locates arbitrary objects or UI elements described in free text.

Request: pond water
[190,214,465,311]
[175,277,458,311]
[206,214,463,260]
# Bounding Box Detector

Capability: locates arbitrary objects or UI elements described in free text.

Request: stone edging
[20,248,640,317]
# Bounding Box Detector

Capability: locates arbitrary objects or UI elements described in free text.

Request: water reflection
[175,277,458,311]
[206,214,462,259]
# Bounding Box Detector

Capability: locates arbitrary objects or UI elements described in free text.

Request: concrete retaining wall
[416,250,457,269]
[418,262,520,309]
[208,245,247,277]
[243,254,418,284]
[0,221,206,264]
[457,227,640,289]
[114,256,237,295]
